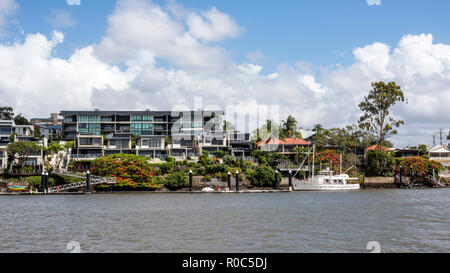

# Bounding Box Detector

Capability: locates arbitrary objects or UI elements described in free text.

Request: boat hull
[293,181,360,191]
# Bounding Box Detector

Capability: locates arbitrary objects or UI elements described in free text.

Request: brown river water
[0,188,449,253]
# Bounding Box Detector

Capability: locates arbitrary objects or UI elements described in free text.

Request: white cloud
[47,9,77,28]
[0,0,19,35]
[0,31,134,118]
[298,75,328,94]
[1,0,450,148]
[186,7,242,43]
[95,0,231,70]
[367,0,381,6]
[267,73,279,80]
[238,64,263,75]
[67,0,81,6]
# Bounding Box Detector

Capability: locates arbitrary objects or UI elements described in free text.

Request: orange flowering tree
[395,156,444,176]
[313,150,341,172]
[91,154,158,190]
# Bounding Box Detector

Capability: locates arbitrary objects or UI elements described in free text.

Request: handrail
[47,171,116,193]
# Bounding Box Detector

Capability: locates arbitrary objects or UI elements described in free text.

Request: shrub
[251,150,285,168]
[166,157,176,164]
[213,150,227,159]
[159,162,174,175]
[198,150,214,165]
[395,156,444,176]
[151,176,165,185]
[205,163,228,175]
[91,154,155,189]
[215,172,229,181]
[164,171,189,191]
[203,175,212,182]
[365,150,395,177]
[247,165,280,187]
[223,155,237,165]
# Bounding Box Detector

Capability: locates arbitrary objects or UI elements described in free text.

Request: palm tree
[266,119,272,134]
[313,124,323,133]
[282,115,298,138]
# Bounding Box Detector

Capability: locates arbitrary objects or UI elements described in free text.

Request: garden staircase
[47,172,115,193]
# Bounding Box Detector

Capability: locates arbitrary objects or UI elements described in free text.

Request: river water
[0,189,449,253]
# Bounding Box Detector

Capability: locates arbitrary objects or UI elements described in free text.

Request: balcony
[64,126,77,131]
[71,154,102,159]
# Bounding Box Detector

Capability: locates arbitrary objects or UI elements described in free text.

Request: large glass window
[132,115,153,122]
[78,115,99,122]
[110,139,129,148]
[131,123,153,135]
[79,137,101,146]
[0,127,12,135]
[78,123,100,135]
[140,138,162,148]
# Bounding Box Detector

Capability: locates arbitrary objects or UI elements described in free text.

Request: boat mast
[312,143,315,179]
[339,154,342,175]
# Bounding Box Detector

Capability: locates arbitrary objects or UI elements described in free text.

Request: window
[78,115,99,122]
[149,139,161,148]
[110,139,129,148]
[78,123,100,135]
[0,127,12,135]
[141,138,162,148]
[64,116,73,122]
[154,116,165,122]
[132,115,153,122]
[154,124,165,131]
[80,137,101,146]
[131,123,153,135]
[101,116,112,122]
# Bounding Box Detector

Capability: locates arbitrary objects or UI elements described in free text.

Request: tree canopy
[0,106,14,120]
[358,81,406,151]
[7,142,43,171]
[0,106,30,125]
[14,114,30,125]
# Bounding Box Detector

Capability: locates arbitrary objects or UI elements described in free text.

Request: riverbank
[0,189,291,195]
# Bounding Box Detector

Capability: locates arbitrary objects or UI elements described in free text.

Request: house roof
[257,138,310,147]
[428,145,450,153]
[367,144,391,151]
[298,129,317,139]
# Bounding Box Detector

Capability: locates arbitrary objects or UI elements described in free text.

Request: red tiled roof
[367,144,390,151]
[257,138,310,147]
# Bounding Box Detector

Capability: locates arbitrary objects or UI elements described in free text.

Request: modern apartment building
[59,110,226,160]
[0,120,46,170]
[0,120,13,169]
[227,131,255,160]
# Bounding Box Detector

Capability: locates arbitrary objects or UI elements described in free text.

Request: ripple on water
[0,190,449,252]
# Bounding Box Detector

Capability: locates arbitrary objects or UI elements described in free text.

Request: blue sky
[9,0,450,71]
[1,0,450,147]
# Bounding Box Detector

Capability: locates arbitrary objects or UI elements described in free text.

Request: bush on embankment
[246,165,281,187]
[164,171,189,191]
[0,175,84,188]
[394,156,444,176]
[365,150,395,177]
[91,154,160,190]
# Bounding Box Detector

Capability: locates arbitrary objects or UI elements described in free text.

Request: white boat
[201,187,214,192]
[293,168,360,191]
